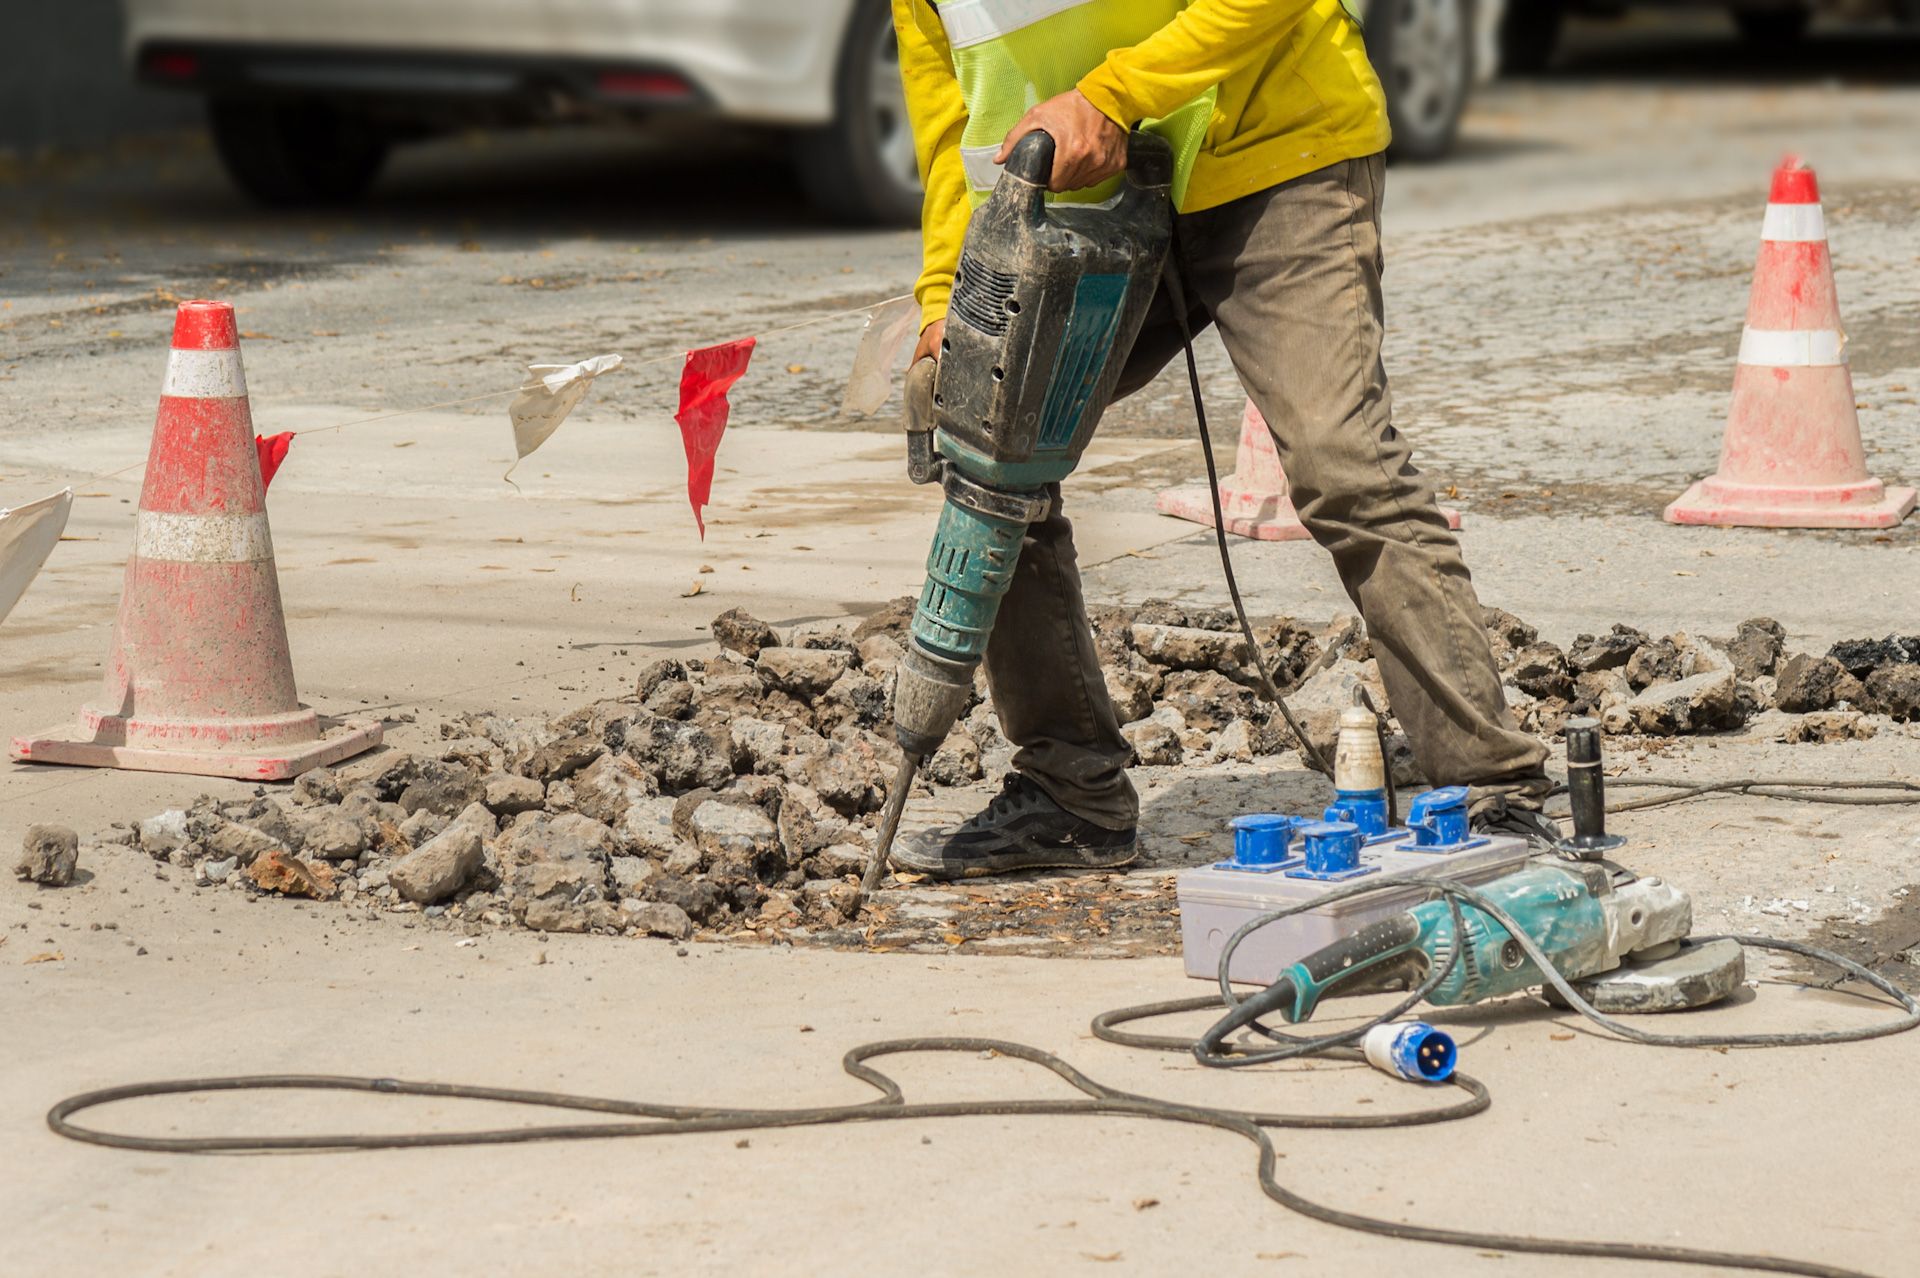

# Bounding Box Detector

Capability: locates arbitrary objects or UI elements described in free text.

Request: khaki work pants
[981,154,1550,830]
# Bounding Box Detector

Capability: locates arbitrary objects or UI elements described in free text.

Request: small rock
[523,733,606,785]
[729,716,788,775]
[609,856,658,896]
[1102,666,1160,724]
[202,856,236,885]
[570,752,659,826]
[1211,718,1256,763]
[1624,638,1680,689]
[712,607,779,658]
[630,660,688,707]
[1779,710,1878,744]
[511,859,607,933]
[1509,642,1573,700]
[625,714,733,793]
[1863,664,1920,722]
[851,596,916,646]
[1728,618,1786,680]
[390,826,486,905]
[482,771,546,816]
[1480,606,1538,652]
[207,822,285,867]
[496,811,615,874]
[336,750,418,801]
[14,824,79,886]
[855,635,904,681]
[616,796,686,860]
[923,728,983,787]
[755,646,852,696]
[643,679,696,721]
[301,814,369,862]
[246,850,337,900]
[648,873,726,923]
[1121,718,1183,766]
[1828,635,1920,679]
[1128,623,1248,678]
[814,670,889,735]
[1624,669,1740,735]
[777,784,848,860]
[1567,625,1646,674]
[138,809,191,857]
[1774,653,1854,714]
[397,759,485,818]
[1572,669,1632,716]
[627,900,694,940]
[291,768,341,807]
[689,800,781,863]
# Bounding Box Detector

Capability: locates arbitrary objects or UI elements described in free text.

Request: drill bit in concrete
[855,751,921,915]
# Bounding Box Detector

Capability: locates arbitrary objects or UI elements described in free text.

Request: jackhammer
[861,128,1175,900]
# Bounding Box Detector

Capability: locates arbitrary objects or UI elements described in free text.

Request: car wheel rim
[866,19,921,199]
[1389,0,1467,140]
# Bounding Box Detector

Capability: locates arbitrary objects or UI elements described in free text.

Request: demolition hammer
[859,128,1176,901]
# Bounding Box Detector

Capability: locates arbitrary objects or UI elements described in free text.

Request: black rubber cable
[1548,775,1920,817]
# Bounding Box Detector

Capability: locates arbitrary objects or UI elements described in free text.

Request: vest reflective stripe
[938,0,1098,48]
[940,0,1215,209]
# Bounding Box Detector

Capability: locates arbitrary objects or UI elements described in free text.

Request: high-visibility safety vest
[936,0,1215,208]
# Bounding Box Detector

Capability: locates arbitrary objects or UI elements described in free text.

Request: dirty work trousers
[983,153,1550,830]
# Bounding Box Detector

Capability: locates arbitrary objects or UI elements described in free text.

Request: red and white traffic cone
[1664,157,1915,528]
[13,301,381,780]
[1156,400,1461,541]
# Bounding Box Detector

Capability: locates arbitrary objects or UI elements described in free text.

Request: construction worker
[891,0,1555,879]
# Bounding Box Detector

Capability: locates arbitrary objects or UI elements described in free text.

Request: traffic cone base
[11,299,379,781]
[1665,156,1912,529]
[13,718,382,782]
[1157,400,1459,542]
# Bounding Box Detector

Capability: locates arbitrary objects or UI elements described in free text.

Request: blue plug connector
[1361,1022,1457,1083]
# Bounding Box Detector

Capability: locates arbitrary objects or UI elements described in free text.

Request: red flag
[674,337,756,538]
[256,432,294,492]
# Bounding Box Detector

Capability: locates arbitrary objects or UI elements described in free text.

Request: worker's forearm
[1077,0,1316,127]
[893,0,972,328]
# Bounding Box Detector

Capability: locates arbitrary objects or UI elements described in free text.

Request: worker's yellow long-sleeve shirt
[895,0,1391,330]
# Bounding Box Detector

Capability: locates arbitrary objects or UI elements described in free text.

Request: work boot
[891,773,1137,880]
[1470,797,1565,850]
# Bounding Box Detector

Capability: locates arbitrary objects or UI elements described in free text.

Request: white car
[125,0,1499,223]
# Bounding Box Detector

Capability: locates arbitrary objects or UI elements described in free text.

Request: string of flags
[6,292,924,621]
[493,293,917,536]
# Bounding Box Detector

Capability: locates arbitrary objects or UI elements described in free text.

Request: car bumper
[124,0,853,124]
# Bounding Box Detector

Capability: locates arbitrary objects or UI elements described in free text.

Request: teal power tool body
[861,129,1175,895]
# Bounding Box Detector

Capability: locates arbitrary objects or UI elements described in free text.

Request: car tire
[1370,0,1475,162]
[207,97,390,208]
[1732,6,1812,45]
[796,0,922,225]
[1498,0,1565,73]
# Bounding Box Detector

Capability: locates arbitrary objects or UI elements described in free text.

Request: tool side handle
[1280,912,1428,1023]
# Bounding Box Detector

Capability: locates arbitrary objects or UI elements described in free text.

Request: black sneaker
[892,774,1137,881]
[1470,799,1565,850]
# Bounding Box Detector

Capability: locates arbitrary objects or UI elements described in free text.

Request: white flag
[839,296,919,417]
[505,353,624,480]
[0,489,73,625]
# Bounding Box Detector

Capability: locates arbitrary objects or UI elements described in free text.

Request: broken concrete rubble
[91,602,1914,950]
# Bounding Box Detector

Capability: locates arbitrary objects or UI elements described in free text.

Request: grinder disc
[1542,937,1746,1014]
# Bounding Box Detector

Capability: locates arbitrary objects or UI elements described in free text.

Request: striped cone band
[1760,202,1825,243]
[1737,328,1846,367]
[162,347,247,398]
[134,510,274,563]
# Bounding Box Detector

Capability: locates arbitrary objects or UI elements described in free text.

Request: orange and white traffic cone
[1664,157,1915,528]
[1156,400,1461,541]
[12,301,381,780]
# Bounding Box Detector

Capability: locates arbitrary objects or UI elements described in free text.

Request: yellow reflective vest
[895,0,1391,329]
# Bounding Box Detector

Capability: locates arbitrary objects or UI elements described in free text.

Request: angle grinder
[859,128,1176,902]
